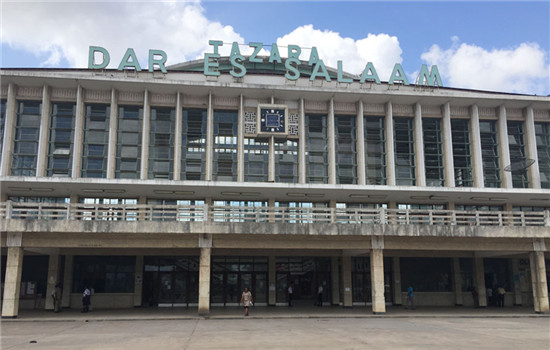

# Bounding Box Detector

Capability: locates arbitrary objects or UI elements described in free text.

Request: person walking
[497,286,506,307]
[317,285,324,307]
[406,285,415,310]
[240,287,253,316]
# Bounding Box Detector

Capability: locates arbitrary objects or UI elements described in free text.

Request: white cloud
[276,25,403,80]
[1,1,244,68]
[421,39,549,95]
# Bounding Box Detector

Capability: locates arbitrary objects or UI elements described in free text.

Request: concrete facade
[0,63,549,318]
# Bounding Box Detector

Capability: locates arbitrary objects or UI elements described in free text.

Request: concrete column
[0,83,17,176]
[442,103,455,187]
[106,89,118,179]
[61,255,73,308]
[1,247,23,318]
[470,105,484,187]
[474,257,487,307]
[36,85,51,177]
[452,258,464,306]
[138,196,147,221]
[140,90,150,180]
[205,92,213,181]
[342,255,352,307]
[414,103,426,187]
[530,251,549,313]
[298,98,306,184]
[268,136,275,182]
[71,86,84,178]
[385,102,396,186]
[134,255,144,307]
[173,92,182,180]
[497,106,513,188]
[392,257,402,306]
[268,256,276,306]
[45,254,60,310]
[331,257,340,305]
[524,107,541,188]
[328,98,336,184]
[511,258,522,306]
[238,94,244,182]
[356,101,366,185]
[198,242,212,315]
[370,249,386,314]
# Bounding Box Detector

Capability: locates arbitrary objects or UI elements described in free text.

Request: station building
[1,55,549,317]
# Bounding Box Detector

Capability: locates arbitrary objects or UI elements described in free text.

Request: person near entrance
[51,282,62,313]
[240,287,253,316]
[317,284,323,307]
[82,287,91,312]
[496,286,506,307]
[405,285,415,310]
[288,284,293,307]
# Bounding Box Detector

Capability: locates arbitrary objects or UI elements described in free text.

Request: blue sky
[1,1,549,95]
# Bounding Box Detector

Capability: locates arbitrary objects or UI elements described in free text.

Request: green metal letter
[148,49,167,73]
[416,64,443,86]
[88,46,110,69]
[288,45,301,59]
[249,42,264,63]
[310,59,331,82]
[209,40,223,54]
[230,54,246,78]
[204,53,221,76]
[118,48,142,71]
[269,43,282,63]
[308,47,319,65]
[359,62,381,84]
[337,61,353,83]
[285,57,300,80]
[388,63,409,85]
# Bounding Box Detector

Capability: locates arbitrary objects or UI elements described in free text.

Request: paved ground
[2,306,549,350]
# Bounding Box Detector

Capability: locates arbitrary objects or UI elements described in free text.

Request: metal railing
[1,201,549,227]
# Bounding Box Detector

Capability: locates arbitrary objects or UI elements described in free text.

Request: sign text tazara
[89,42,443,86]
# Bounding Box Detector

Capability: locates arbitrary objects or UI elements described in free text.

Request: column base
[372,312,385,315]
[455,304,463,306]
[1,316,18,319]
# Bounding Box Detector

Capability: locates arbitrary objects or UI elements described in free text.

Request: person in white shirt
[317,285,324,307]
[288,284,293,307]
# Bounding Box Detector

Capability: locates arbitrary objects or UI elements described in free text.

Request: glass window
[479,121,501,188]
[507,121,529,188]
[182,108,207,180]
[394,117,415,186]
[11,101,41,176]
[82,104,110,178]
[274,139,298,183]
[148,107,175,179]
[47,103,75,177]
[72,256,135,293]
[400,258,452,292]
[116,106,142,179]
[244,138,268,182]
[213,110,238,181]
[535,123,550,189]
[422,118,444,186]
[306,114,328,183]
[364,116,386,185]
[451,119,473,187]
[335,115,357,184]
[0,99,6,169]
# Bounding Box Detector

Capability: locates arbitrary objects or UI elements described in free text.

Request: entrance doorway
[276,257,331,305]
[143,257,198,307]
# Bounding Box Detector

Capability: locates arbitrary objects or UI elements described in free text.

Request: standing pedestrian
[82,287,91,312]
[317,284,324,307]
[497,286,506,307]
[51,282,62,313]
[288,284,293,307]
[240,287,253,316]
[406,285,415,310]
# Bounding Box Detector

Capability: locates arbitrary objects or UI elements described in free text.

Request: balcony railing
[1,201,549,227]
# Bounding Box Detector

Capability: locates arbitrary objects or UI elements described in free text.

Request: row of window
[2,100,549,188]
